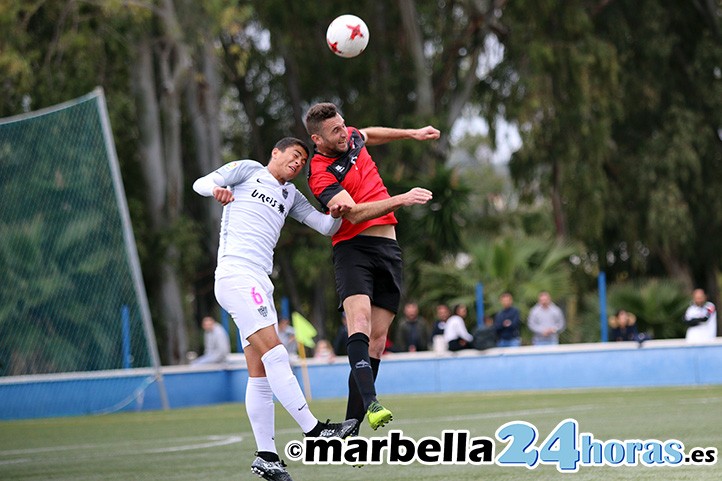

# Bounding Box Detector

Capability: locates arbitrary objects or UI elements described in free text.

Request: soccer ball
[326,14,369,58]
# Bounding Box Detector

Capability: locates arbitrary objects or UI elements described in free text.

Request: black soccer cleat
[251,455,293,481]
[315,418,359,438]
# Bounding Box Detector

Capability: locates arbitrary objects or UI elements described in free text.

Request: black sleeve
[684,317,707,327]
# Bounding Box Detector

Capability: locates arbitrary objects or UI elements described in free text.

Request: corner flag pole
[296,338,313,401]
[292,311,317,400]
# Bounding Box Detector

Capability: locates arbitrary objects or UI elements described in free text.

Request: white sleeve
[193,160,261,196]
[289,191,342,236]
[193,172,226,197]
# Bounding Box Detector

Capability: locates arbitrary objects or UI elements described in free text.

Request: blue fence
[1,339,721,420]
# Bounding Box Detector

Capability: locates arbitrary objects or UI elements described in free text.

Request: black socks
[346,356,380,424]
[346,332,380,420]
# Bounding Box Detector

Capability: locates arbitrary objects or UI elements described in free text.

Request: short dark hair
[273,137,310,158]
[304,102,340,135]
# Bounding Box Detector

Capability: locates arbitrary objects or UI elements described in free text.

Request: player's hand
[212,186,234,206]
[412,126,441,141]
[400,187,433,206]
[329,203,352,219]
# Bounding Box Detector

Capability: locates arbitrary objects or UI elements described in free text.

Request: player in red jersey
[305,102,439,432]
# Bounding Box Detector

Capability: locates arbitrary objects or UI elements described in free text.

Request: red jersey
[308,127,397,245]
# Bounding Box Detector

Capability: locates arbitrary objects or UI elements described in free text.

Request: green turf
[1,386,720,480]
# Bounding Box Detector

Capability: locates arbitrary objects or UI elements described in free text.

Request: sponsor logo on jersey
[251,189,286,215]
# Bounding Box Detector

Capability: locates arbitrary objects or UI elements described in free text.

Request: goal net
[0,89,167,418]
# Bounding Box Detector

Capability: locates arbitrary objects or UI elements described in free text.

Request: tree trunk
[551,159,568,239]
[186,37,222,258]
[130,0,194,364]
[132,36,166,227]
[279,44,308,141]
[398,0,434,118]
[220,38,267,162]
[658,250,693,292]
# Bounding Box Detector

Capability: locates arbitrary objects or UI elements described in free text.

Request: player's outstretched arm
[328,187,433,225]
[360,126,440,146]
[293,195,352,236]
[193,172,234,205]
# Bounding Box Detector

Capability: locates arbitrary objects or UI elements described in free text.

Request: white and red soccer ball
[326,14,369,58]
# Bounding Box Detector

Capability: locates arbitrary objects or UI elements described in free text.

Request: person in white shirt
[684,289,717,343]
[444,304,475,351]
[193,137,357,481]
[191,316,230,364]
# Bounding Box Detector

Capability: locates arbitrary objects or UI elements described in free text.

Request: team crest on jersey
[282,188,288,199]
[257,306,268,318]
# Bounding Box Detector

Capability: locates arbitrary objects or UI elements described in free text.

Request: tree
[418,235,577,326]
[495,0,722,312]
[595,0,722,300]
[494,1,620,243]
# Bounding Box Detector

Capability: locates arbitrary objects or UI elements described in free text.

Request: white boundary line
[144,435,243,454]
[0,435,243,458]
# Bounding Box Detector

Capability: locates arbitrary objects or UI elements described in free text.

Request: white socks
[261,344,318,433]
[245,377,276,453]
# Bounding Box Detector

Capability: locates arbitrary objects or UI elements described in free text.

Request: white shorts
[214,261,278,348]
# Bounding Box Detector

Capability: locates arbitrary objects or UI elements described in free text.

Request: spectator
[444,304,475,351]
[473,316,497,350]
[684,289,718,343]
[609,309,640,342]
[192,316,231,365]
[430,303,451,353]
[278,317,297,355]
[394,301,429,352]
[494,292,522,347]
[528,291,566,346]
[332,313,349,356]
[314,339,336,363]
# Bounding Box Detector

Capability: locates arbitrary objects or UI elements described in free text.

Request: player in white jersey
[193,137,357,481]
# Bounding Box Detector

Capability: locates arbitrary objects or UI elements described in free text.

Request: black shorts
[332,235,403,314]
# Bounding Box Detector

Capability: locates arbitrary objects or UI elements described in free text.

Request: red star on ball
[347,24,363,40]
[327,40,340,53]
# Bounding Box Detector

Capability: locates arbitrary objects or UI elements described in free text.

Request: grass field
[1,386,720,480]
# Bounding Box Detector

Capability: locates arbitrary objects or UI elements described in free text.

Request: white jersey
[193,159,340,275]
